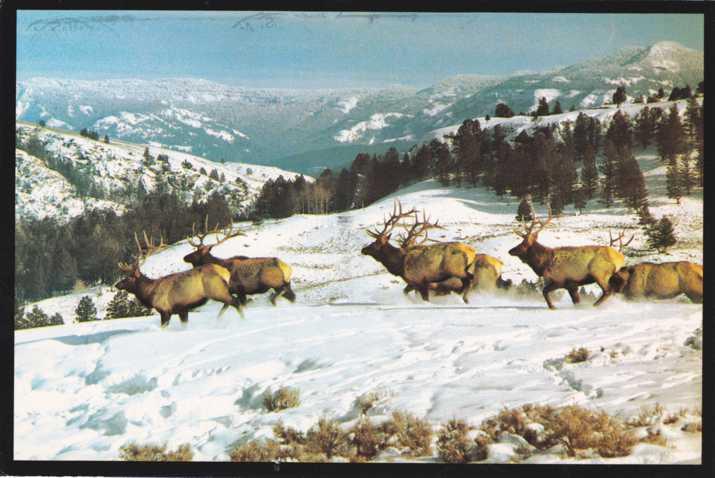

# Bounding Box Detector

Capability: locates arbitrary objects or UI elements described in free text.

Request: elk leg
[459,275,473,304]
[542,280,559,310]
[178,309,189,324]
[566,283,581,305]
[403,284,415,295]
[283,283,296,302]
[418,282,430,302]
[160,311,171,328]
[269,286,282,306]
[593,276,613,306]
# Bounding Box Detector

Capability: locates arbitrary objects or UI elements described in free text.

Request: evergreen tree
[573,184,587,213]
[412,143,433,180]
[515,195,534,222]
[656,105,685,163]
[666,156,682,204]
[619,156,649,212]
[103,135,110,144]
[606,110,632,152]
[612,86,627,107]
[494,103,514,118]
[599,140,618,207]
[646,217,677,253]
[580,143,599,199]
[209,169,220,181]
[535,97,550,116]
[657,87,665,99]
[50,243,78,293]
[696,81,704,96]
[552,101,563,115]
[684,96,700,141]
[695,104,704,186]
[23,305,50,329]
[75,296,98,323]
[634,106,654,149]
[493,142,511,196]
[433,141,452,186]
[679,156,695,197]
[49,312,64,326]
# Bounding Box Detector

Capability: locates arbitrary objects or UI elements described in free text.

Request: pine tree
[606,110,632,152]
[634,106,654,149]
[50,243,78,293]
[646,217,677,253]
[23,305,50,329]
[209,169,220,181]
[515,195,534,222]
[535,97,550,116]
[599,140,618,207]
[552,101,563,115]
[494,103,514,118]
[612,86,627,107]
[106,290,130,319]
[656,104,685,162]
[619,156,649,212]
[573,184,587,213]
[75,296,98,323]
[493,142,511,196]
[695,104,704,186]
[580,143,599,199]
[103,135,110,144]
[666,156,682,204]
[433,141,452,186]
[679,156,695,196]
[684,96,700,141]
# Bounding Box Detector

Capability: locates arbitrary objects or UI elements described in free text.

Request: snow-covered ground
[14,159,702,462]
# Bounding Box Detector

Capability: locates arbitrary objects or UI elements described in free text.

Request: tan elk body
[183,219,295,305]
[116,232,243,328]
[508,214,625,309]
[609,261,703,303]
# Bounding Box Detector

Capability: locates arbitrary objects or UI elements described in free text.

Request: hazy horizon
[17,11,704,90]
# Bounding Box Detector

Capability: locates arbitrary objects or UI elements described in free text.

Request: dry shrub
[389,411,433,456]
[229,439,290,462]
[564,347,590,364]
[681,421,702,433]
[119,442,193,461]
[350,417,386,459]
[354,391,381,416]
[436,419,488,463]
[263,387,301,412]
[641,429,668,447]
[627,403,664,427]
[305,418,350,459]
[479,404,636,458]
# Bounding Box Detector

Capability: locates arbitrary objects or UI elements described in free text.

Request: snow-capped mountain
[15,42,702,174]
[15,122,307,223]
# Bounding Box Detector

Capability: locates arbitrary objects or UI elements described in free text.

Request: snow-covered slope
[15,149,702,462]
[15,122,307,223]
[424,98,697,144]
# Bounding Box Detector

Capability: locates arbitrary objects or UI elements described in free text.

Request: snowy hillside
[16,42,700,172]
[15,148,702,462]
[425,98,697,144]
[15,122,307,223]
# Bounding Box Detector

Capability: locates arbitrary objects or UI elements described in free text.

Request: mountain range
[15,41,703,174]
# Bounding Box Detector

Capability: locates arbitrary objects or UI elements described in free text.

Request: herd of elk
[115,201,703,328]
[115,231,244,328]
[182,217,296,306]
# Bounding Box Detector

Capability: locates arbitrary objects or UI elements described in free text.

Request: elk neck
[524,240,554,276]
[379,242,406,277]
[133,274,159,308]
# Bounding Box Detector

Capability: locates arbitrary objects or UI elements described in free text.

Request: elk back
[403,242,476,284]
[546,246,624,283]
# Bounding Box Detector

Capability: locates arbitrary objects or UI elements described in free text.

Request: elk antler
[514,207,553,238]
[117,229,168,275]
[608,228,635,252]
[187,215,243,248]
[397,210,444,249]
[366,200,417,239]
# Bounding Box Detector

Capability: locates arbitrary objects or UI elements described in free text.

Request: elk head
[508,210,553,261]
[361,200,417,259]
[608,267,632,293]
[183,215,242,266]
[116,231,168,292]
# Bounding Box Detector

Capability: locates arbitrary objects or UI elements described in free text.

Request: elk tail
[277,259,293,283]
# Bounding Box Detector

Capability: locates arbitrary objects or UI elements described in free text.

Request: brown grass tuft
[641,429,668,447]
[263,387,301,412]
[119,442,193,461]
[564,347,590,364]
[305,418,350,459]
[436,419,487,463]
[389,411,433,456]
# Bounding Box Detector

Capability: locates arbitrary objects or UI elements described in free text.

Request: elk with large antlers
[508,210,625,309]
[183,216,295,305]
[115,231,243,328]
[361,201,479,302]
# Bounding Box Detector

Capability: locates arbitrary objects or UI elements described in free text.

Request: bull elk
[183,217,295,305]
[361,201,478,302]
[609,261,703,303]
[115,231,243,328]
[508,211,625,309]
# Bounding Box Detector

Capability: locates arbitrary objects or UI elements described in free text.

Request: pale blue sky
[17,11,704,89]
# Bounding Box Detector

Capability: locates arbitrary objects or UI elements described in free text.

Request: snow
[79,105,94,115]
[337,96,359,114]
[205,128,235,143]
[530,89,561,111]
[334,113,407,143]
[552,76,570,83]
[15,154,702,462]
[46,118,72,129]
